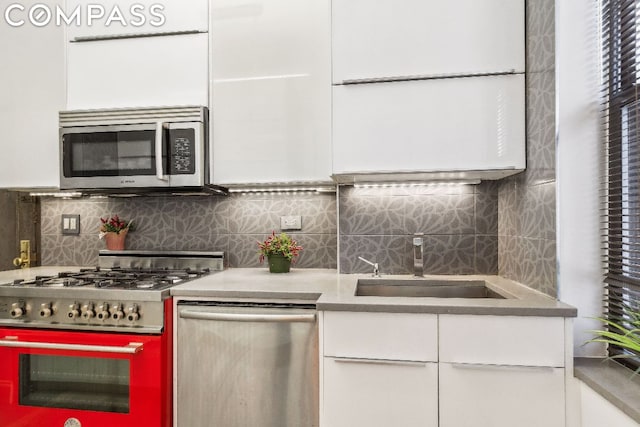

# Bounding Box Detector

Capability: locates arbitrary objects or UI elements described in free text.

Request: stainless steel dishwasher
[176,300,318,427]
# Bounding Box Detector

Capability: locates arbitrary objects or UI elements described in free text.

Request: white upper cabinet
[210,0,331,185]
[0,6,65,188]
[65,0,208,40]
[66,33,209,109]
[332,74,525,177]
[65,0,209,110]
[331,0,526,180]
[332,0,524,83]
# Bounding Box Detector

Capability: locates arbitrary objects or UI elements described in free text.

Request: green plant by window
[588,301,640,374]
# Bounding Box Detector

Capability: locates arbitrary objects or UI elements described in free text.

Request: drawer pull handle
[333,357,426,367]
[450,362,556,371]
[337,69,519,86]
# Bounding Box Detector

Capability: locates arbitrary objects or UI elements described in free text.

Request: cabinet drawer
[439,362,565,427]
[323,311,437,361]
[323,357,438,427]
[439,315,565,367]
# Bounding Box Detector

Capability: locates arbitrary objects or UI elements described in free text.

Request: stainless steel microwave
[59,106,209,191]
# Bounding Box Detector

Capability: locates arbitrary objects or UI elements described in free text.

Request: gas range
[0,250,224,333]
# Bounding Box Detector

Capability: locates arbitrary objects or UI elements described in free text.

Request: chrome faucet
[358,256,380,277]
[413,233,424,277]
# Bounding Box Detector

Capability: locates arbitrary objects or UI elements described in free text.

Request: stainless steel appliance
[0,250,223,427]
[59,106,211,192]
[177,300,319,427]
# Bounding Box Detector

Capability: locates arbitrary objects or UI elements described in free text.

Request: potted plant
[588,301,640,375]
[257,231,302,273]
[99,215,134,251]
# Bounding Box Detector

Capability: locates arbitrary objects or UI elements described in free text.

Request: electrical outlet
[61,214,80,235]
[280,215,302,231]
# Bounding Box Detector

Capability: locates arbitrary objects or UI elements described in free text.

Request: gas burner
[136,280,157,289]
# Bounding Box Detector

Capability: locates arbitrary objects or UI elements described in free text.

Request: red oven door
[0,326,171,427]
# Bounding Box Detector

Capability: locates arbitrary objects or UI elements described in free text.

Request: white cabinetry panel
[324,357,438,427]
[439,314,565,367]
[323,311,437,361]
[440,362,565,427]
[65,0,208,39]
[211,0,331,185]
[67,33,208,109]
[332,74,525,176]
[332,0,524,83]
[0,5,64,188]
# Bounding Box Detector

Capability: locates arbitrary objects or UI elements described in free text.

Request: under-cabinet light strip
[353,180,481,189]
[228,186,336,194]
[28,192,83,198]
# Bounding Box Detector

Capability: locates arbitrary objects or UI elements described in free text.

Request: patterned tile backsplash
[41,193,337,269]
[497,0,557,297]
[40,183,498,275]
[338,183,498,275]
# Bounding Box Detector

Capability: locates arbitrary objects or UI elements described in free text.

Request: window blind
[602,0,640,370]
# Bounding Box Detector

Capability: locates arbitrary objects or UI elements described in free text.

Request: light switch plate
[61,214,80,235]
[280,215,302,231]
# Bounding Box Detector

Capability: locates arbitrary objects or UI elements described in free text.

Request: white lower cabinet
[323,358,438,427]
[321,312,569,427]
[439,362,565,427]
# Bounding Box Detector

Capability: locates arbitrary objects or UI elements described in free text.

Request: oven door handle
[155,121,169,181]
[0,336,143,354]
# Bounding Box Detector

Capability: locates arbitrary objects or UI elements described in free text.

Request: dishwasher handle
[179,310,316,323]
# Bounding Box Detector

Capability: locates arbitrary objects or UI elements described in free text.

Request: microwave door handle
[155,122,169,181]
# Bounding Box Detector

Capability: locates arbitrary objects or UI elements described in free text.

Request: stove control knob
[97,303,110,321]
[39,303,53,318]
[127,304,140,322]
[67,303,80,319]
[111,304,124,321]
[10,302,25,318]
[81,303,95,320]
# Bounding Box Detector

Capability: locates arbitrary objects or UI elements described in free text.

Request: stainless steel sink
[355,278,506,299]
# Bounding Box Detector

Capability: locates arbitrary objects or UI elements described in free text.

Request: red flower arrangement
[99,215,134,235]
[257,231,302,263]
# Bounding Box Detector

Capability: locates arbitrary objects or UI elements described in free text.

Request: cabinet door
[0,4,65,188]
[332,74,525,175]
[323,357,438,427]
[332,0,524,83]
[65,0,208,40]
[67,33,208,109]
[439,362,565,427]
[211,0,331,185]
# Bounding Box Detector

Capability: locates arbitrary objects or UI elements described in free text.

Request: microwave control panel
[169,129,196,175]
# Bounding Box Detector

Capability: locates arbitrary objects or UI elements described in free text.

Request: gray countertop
[171,268,577,317]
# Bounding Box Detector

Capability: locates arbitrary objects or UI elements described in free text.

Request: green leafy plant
[588,301,640,374]
[99,215,135,234]
[257,231,302,263]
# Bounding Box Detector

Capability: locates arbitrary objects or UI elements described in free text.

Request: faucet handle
[358,256,381,277]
